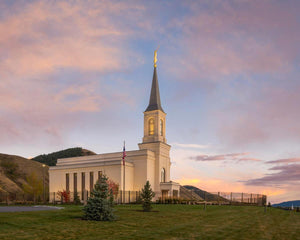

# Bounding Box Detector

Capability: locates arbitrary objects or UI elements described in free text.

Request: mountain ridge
[273,200,300,207]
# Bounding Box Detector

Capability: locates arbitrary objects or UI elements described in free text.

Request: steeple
[145,51,164,113]
[141,49,167,144]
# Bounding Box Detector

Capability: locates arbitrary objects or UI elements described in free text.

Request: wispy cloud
[190,152,261,163]
[245,164,300,187]
[172,143,210,149]
[267,158,300,165]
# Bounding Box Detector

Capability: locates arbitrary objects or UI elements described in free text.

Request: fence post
[218,192,220,205]
[129,191,131,204]
[264,203,267,213]
[230,192,233,204]
[241,192,243,203]
[250,194,252,204]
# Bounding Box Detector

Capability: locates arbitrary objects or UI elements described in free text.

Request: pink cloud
[0,0,148,145]
[245,164,300,187]
[267,158,300,164]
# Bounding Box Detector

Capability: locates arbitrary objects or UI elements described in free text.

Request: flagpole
[123,141,125,204]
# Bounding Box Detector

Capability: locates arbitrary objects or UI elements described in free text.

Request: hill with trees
[0,153,48,196]
[32,147,96,166]
[0,147,96,197]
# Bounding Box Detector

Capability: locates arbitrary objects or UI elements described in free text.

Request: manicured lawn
[0,204,299,240]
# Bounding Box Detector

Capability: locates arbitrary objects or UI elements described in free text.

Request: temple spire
[145,50,164,113]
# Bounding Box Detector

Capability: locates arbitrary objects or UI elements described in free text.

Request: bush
[141,181,155,212]
[83,174,115,221]
[57,190,70,203]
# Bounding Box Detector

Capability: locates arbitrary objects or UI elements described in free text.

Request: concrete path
[0,205,64,212]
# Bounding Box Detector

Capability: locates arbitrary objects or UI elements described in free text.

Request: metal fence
[181,190,267,206]
[0,192,49,204]
[0,190,266,206]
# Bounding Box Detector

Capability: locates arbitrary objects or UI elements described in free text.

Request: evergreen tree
[141,181,155,212]
[83,174,115,221]
[73,191,81,205]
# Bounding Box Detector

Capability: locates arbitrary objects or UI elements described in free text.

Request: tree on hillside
[22,172,43,203]
[0,160,20,181]
[83,174,115,221]
[141,181,155,212]
[32,147,96,166]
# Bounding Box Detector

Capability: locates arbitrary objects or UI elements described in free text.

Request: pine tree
[141,181,155,212]
[83,174,115,221]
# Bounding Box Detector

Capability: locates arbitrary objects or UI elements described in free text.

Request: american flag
[122,142,126,166]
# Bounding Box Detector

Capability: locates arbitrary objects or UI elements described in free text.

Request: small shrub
[141,181,155,212]
[107,179,119,198]
[57,190,70,203]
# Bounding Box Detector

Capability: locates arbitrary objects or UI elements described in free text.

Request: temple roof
[145,67,165,113]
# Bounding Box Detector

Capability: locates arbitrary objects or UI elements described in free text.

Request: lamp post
[42,164,46,203]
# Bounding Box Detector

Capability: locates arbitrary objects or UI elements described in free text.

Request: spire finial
[154,47,159,67]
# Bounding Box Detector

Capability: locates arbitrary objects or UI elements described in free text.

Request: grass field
[0,204,299,240]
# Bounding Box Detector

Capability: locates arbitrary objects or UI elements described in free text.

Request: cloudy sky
[1,0,300,203]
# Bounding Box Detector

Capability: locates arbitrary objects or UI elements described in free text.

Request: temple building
[49,51,180,201]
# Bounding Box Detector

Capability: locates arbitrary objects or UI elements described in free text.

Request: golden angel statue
[154,49,158,67]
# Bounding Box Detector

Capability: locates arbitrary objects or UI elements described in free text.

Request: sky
[1,0,300,203]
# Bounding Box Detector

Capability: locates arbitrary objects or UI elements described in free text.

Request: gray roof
[145,67,165,112]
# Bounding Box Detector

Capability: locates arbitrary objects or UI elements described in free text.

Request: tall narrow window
[98,171,102,181]
[90,172,94,191]
[73,173,77,194]
[160,119,163,136]
[66,173,69,192]
[81,172,85,200]
[161,168,166,183]
[149,118,154,135]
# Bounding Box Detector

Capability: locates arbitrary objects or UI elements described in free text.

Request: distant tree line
[32,147,95,166]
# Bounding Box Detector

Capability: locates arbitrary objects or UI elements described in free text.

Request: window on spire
[160,119,163,136]
[149,118,154,135]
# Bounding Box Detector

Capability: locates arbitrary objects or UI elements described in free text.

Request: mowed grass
[0,204,300,240]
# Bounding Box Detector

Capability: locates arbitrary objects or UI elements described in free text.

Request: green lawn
[0,205,299,240]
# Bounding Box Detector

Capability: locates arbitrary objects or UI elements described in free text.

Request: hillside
[32,147,96,166]
[0,153,48,194]
[183,185,229,202]
[180,186,203,201]
[273,200,300,207]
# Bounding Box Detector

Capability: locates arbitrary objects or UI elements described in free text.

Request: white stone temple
[49,52,180,201]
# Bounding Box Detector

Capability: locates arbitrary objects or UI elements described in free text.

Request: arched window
[149,118,154,135]
[160,119,163,136]
[161,168,165,183]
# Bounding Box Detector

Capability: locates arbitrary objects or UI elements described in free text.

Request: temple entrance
[161,190,168,200]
